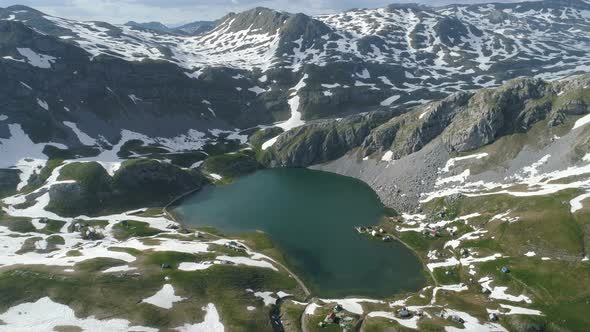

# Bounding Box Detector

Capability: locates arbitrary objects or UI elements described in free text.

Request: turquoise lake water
[174,168,425,298]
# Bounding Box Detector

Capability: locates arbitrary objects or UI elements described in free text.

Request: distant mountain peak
[124,21,173,34]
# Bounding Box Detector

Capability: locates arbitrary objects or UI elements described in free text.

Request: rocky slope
[1,1,590,166]
[268,74,590,210]
[125,20,216,36]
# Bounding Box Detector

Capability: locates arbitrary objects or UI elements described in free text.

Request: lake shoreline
[170,168,426,298]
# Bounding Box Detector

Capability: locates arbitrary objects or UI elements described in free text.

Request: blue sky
[0,0,528,24]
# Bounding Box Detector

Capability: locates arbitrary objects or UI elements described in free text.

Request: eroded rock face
[362,91,472,159]
[441,78,550,152]
[268,110,398,167]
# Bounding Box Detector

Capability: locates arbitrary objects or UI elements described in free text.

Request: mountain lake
[174,168,425,298]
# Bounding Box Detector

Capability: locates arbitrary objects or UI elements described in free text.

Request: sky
[0,0,528,25]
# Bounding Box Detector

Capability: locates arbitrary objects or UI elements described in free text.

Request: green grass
[410,187,590,331]
[170,265,301,331]
[0,213,36,233]
[66,250,82,257]
[74,258,129,273]
[108,247,142,256]
[112,220,162,240]
[20,159,63,193]
[58,162,111,191]
[202,152,259,179]
[46,235,65,246]
[398,232,440,255]
[145,251,216,269]
[425,191,586,258]
[41,220,67,234]
[236,231,291,269]
[45,159,206,217]
[166,152,208,168]
[42,146,101,160]
[477,257,590,331]
[433,266,462,285]
[48,162,112,216]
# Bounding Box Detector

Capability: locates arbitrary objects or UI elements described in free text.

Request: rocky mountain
[124,21,177,34]
[0,1,590,167]
[174,20,216,35]
[266,74,590,212]
[1,2,590,331]
[125,20,217,35]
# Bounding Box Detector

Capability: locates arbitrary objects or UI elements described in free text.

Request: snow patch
[36,98,49,111]
[17,48,56,69]
[63,121,97,146]
[380,94,401,106]
[0,297,156,332]
[142,284,186,309]
[174,303,224,332]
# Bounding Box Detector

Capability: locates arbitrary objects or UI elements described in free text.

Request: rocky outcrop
[362,91,472,159]
[112,159,205,197]
[442,78,550,152]
[442,76,590,152]
[267,109,400,167]
[202,152,259,178]
[47,160,206,216]
[269,75,590,167]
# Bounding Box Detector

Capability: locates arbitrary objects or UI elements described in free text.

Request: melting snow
[570,192,590,213]
[13,158,46,191]
[368,311,420,329]
[318,298,384,315]
[142,284,186,309]
[174,303,224,332]
[63,121,97,146]
[248,86,266,95]
[488,304,543,316]
[382,151,394,162]
[276,74,308,131]
[481,279,532,303]
[102,265,137,273]
[253,291,277,306]
[128,94,143,104]
[304,303,321,315]
[0,297,157,332]
[440,153,489,173]
[0,124,66,168]
[209,173,223,180]
[380,94,401,106]
[573,113,590,130]
[216,255,277,271]
[261,136,279,150]
[16,48,56,69]
[36,98,49,111]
